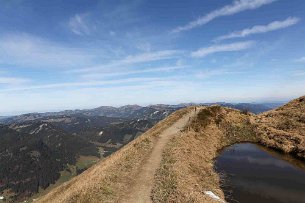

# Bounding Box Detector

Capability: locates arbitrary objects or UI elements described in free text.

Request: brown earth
[122,109,198,203]
[36,107,194,203]
[152,106,258,203]
[36,96,305,203]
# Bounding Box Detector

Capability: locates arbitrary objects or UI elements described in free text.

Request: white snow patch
[153,111,159,114]
[0,196,4,200]
[99,131,104,136]
[204,191,224,202]
[30,124,47,134]
[15,124,31,129]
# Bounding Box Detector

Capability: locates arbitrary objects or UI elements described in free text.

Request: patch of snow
[30,124,47,134]
[99,131,104,136]
[15,124,31,129]
[153,111,159,115]
[163,112,167,114]
[137,119,140,122]
[204,191,224,202]
[0,196,4,200]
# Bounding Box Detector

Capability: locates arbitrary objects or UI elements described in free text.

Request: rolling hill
[0,101,287,202]
[34,96,304,203]
[0,105,178,202]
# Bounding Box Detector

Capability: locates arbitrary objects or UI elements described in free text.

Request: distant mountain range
[0,102,283,124]
[33,97,304,203]
[0,102,282,201]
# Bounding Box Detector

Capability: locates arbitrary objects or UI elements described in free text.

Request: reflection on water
[214,143,305,203]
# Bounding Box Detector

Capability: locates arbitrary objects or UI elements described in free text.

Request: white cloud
[0,79,198,115]
[292,70,305,77]
[0,76,30,85]
[0,70,30,85]
[216,17,300,41]
[68,13,92,36]
[136,42,152,52]
[191,41,254,58]
[121,50,180,64]
[172,0,277,33]
[195,69,242,78]
[0,33,178,71]
[109,31,116,36]
[0,77,170,92]
[0,34,96,68]
[81,65,186,79]
[70,50,181,73]
[296,57,305,63]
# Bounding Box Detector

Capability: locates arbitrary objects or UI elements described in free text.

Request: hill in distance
[0,102,280,125]
[34,96,304,203]
[0,105,179,202]
[0,102,281,201]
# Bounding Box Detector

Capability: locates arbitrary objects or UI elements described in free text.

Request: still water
[214,143,305,203]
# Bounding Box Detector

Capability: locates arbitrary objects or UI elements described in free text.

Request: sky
[0,0,305,115]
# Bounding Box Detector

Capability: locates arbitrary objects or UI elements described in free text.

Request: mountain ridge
[0,100,293,202]
[0,102,279,125]
[35,96,304,203]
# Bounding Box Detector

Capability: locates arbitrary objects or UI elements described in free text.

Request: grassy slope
[37,96,305,203]
[256,96,305,159]
[152,106,258,203]
[152,96,304,202]
[37,107,192,203]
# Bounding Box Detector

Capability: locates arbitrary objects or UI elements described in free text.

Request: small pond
[214,143,305,203]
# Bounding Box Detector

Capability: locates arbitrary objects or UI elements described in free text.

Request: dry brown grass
[152,97,304,202]
[256,96,305,159]
[36,107,192,203]
[152,106,258,203]
[37,95,305,203]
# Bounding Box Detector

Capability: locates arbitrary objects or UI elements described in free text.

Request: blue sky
[0,0,305,115]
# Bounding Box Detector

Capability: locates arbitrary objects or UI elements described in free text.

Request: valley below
[0,99,303,203]
[0,104,179,202]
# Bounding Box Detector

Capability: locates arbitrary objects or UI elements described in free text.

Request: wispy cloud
[195,69,243,79]
[0,70,30,85]
[0,76,30,85]
[171,0,277,33]
[191,41,254,58]
[296,56,305,63]
[0,33,96,68]
[69,50,181,73]
[216,17,300,41]
[68,13,92,36]
[292,70,305,77]
[121,50,180,64]
[82,65,186,80]
[0,77,169,92]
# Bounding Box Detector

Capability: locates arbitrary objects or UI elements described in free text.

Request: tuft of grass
[192,108,213,132]
[220,118,258,145]
[276,118,294,130]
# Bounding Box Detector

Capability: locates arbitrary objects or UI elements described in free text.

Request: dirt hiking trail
[122,108,198,203]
